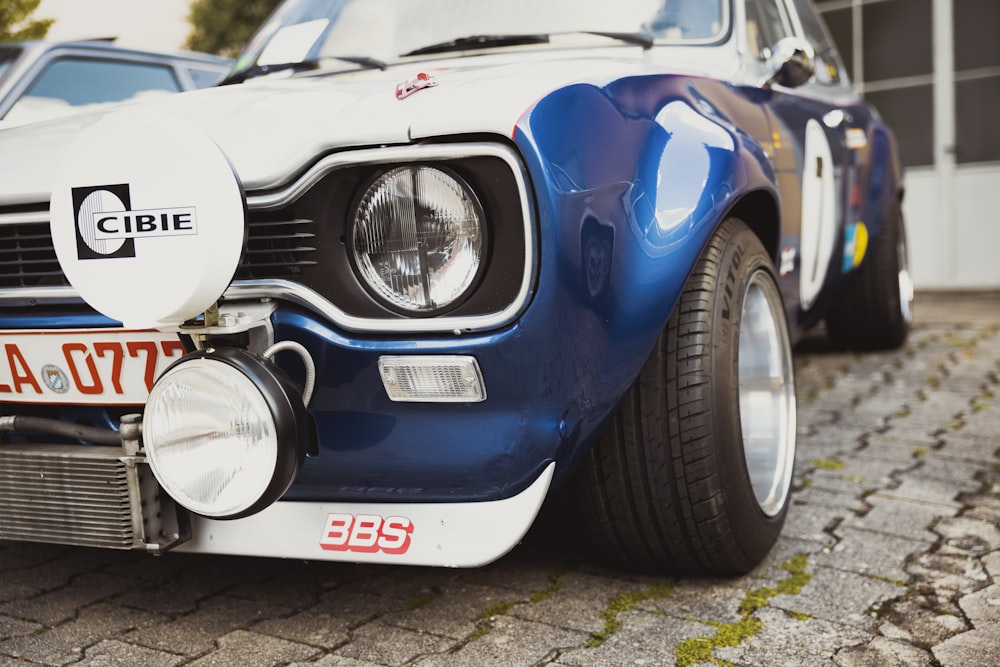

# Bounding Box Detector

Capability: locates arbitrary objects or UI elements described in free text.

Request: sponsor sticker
[842,221,869,272]
[319,513,414,555]
[72,184,197,260]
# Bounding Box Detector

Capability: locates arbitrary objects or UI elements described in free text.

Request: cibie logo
[72,184,198,260]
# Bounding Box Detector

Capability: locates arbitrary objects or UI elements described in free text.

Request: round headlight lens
[144,357,282,519]
[351,165,486,313]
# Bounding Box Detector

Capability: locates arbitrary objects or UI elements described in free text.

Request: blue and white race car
[0,0,911,575]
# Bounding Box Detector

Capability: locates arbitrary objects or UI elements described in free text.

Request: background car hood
[0,47,733,205]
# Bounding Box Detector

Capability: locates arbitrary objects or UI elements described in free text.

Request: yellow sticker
[852,222,868,268]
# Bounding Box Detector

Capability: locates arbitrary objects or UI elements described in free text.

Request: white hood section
[0,47,736,205]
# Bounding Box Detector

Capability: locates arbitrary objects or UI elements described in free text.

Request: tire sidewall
[710,224,792,564]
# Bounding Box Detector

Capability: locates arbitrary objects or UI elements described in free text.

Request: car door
[740,0,863,322]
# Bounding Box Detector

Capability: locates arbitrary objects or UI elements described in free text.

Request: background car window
[790,0,846,85]
[6,57,181,123]
[744,0,791,59]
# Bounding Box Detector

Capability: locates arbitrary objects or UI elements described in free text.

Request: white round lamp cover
[49,109,245,329]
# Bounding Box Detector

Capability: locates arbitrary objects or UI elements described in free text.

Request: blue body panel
[1,72,902,506]
[257,74,783,502]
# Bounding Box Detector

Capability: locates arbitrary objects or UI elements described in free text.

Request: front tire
[572,218,796,575]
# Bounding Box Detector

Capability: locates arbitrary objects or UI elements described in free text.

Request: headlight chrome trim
[1,143,536,335]
[241,142,535,334]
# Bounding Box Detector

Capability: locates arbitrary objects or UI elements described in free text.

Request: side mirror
[761,37,815,89]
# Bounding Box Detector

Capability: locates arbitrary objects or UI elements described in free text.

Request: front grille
[235,217,318,280]
[0,222,66,289]
[0,215,318,288]
[0,444,138,549]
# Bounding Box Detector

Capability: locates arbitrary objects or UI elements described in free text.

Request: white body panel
[175,463,554,567]
[0,45,737,205]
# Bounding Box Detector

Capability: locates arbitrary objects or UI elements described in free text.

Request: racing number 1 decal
[799,118,837,310]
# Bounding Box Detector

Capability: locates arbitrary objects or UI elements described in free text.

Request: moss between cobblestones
[478,599,520,620]
[528,576,563,603]
[404,590,443,611]
[467,598,522,642]
[467,572,565,642]
[674,553,811,667]
[868,573,910,588]
[583,582,675,648]
[944,334,977,349]
[809,458,846,471]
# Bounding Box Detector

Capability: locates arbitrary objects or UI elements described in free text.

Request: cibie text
[92,207,198,241]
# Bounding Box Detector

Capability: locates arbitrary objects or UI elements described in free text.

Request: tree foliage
[185,0,282,56]
[0,0,54,41]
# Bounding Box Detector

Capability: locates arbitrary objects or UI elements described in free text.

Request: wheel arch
[723,188,782,263]
[511,75,791,486]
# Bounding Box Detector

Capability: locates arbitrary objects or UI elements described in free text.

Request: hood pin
[396,72,437,100]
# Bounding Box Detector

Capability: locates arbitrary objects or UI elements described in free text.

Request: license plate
[0,330,185,405]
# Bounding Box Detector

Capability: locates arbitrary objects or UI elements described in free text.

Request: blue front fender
[512,74,779,478]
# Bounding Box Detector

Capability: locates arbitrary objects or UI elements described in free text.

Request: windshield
[231,0,728,78]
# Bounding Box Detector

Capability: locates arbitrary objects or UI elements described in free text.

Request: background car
[0,0,910,575]
[0,39,230,126]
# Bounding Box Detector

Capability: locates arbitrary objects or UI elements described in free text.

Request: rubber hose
[0,415,121,445]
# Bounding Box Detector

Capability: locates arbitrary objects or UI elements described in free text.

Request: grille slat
[239,217,318,279]
[0,219,67,289]
[0,214,317,288]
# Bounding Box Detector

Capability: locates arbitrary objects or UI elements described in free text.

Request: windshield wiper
[581,31,654,49]
[220,55,387,86]
[402,31,653,57]
[403,34,549,57]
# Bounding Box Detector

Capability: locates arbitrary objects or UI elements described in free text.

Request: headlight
[350,165,486,314]
[143,347,308,520]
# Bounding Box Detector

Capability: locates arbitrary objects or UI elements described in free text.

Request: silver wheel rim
[897,232,914,324]
[738,271,796,517]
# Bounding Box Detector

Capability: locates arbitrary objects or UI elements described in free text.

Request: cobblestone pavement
[2,292,999,667]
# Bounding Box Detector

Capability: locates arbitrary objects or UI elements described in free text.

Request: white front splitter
[174,463,554,567]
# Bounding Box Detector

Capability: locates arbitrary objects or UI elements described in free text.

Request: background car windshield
[234,0,726,72]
